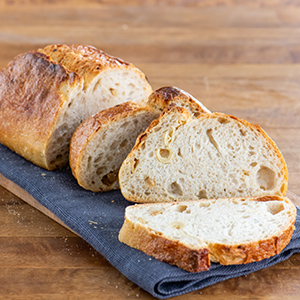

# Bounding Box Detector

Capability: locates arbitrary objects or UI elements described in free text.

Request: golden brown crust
[38,44,137,86]
[0,51,80,169]
[209,222,295,265]
[69,101,159,184]
[118,217,210,273]
[119,196,296,272]
[147,86,210,116]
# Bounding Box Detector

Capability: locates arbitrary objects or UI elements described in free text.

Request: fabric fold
[0,144,299,299]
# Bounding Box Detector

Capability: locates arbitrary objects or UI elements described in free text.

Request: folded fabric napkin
[0,143,299,299]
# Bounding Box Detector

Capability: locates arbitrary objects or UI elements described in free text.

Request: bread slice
[119,105,288,202]
[69,102,160,192]
[0,45,152,170]
[119,196,296,272]
[69,86,210,192]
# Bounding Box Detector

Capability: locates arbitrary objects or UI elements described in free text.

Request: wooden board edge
[0,173,78,236]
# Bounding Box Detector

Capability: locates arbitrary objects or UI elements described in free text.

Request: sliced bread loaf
[0,45,152,170]
[69,102,160,192]
[119,196,296,272]
[69,86,209,192]
[119,105,288,202]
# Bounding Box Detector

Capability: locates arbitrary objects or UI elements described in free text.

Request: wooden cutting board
[0,172,299,237]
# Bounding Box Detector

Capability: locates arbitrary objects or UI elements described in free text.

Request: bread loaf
[119,105,288,202]
[119,196,296,272]
[69,86,209,192]
[0,44,152,170]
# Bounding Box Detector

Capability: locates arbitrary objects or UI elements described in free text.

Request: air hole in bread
[217,117,230,124]
[175,205,188,213]
[240,129,247,136]
[131,158,139,173]
[250,162,257,167]
[206,129,220,154]
[140,141,146,151]
[177,148,183,157]
[249,151,255,156]
[249,145,255,150]
[196,189,207,199]
[120,139,128,148]
[148,151,154,158]
[96,166,107,175]
[144,177,156,188]
[150,210,163,216]
[243,170,250,176]
[156,148,173,164]
[168,181,183,196]
[109,88,117,96]
[200,201,211,208]
[92,79,101,93]
[110,140,119,151]
[171,221,185,229]
[153,125,162,132]
[101,169,118,186]
[268,203,285,215]
[257,166,276,191]
[94,154,103,164]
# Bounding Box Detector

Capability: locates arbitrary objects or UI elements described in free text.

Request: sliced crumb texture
[119,196,296,272]
[70,102,160,192]
[119,107,288,203]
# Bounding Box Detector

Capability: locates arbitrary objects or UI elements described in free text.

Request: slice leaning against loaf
[119,105,288,202]
[69,102,160,192]
[119,196,296,272]
[0,45,152,170]
[69,86,210,192]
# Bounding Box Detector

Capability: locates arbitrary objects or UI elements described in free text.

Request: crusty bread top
[39,44,148,87]
[69,101,159,180]
[0,51,80,168]
[147,86,210,116]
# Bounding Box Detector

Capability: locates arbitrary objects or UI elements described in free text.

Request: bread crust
[0,51,80,169]
[119,216,211,273]
[39,44,150,88]
[147,86,210,116]
[119,106,289,202]
[118,196,296,272]
[69,101,159,191]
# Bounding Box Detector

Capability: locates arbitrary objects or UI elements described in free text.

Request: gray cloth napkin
[0,143,299,299]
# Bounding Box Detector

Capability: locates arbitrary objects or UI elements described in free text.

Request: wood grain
[0,0,299,299]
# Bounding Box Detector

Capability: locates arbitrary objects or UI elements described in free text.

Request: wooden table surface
[0,1,300,299]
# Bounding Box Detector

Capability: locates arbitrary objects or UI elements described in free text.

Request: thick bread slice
[69,86,209,192]
[119,196,296,272]
[147,86,210,116]
[70,102,160,192]
[0,45,152,170]
[119,105,288,202]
